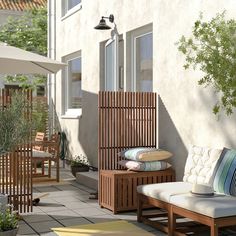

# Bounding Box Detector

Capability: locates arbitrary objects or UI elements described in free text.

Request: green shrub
[0,206,18,232]
[177,12,236,115]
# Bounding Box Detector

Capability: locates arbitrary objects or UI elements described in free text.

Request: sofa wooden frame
[137,193,171,234]
[170,205,236,236]
[98,91,175,213]
[137,191,236,236]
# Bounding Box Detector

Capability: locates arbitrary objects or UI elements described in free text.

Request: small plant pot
[1,228,18,236]
[71,165,89,177]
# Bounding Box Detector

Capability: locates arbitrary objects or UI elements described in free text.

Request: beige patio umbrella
[0,42,66,74]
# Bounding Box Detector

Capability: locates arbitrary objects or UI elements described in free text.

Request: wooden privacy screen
[0,89,33,213]
[98,91,175,213]
[98,91,156,170]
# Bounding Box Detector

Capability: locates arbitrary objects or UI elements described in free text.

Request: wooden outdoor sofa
[98,91,175,213]
[137,145,236,236]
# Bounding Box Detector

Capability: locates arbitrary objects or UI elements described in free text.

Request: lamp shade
[94,18,111,30]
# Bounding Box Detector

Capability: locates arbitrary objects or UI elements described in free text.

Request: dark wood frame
[0,89,33,213]
[98,91,175,213]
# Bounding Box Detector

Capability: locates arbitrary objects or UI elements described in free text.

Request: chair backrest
[98,91,157,170]
[47,133,60,159]
[33,132,45,151]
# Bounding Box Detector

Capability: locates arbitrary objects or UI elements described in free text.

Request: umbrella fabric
[0,43,66,74]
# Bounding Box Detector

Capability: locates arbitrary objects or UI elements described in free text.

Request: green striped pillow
[213,148,236,196]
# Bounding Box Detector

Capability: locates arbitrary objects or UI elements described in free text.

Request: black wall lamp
[94,14,114,30]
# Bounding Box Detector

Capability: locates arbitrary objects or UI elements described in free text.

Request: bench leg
[210,222,218,236]
[137,193,143,222]
[56,160,60,182]
[48,160,51,178]
[169,206,176,236]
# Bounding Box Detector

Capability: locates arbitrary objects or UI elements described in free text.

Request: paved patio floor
[17,167,166,236]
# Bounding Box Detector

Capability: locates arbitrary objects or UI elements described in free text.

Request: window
[62,51,82,118]
[102,34,124,91]
[62,0,82,17]
[68,57,82,108]
[68,0,81,10]
[135,32,153,92]
[131,25,153,92]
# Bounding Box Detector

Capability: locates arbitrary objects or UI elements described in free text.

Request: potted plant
[70,154,90,177]
[0,205,18,236]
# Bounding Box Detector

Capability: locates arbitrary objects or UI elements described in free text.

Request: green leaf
[176,11,236,115]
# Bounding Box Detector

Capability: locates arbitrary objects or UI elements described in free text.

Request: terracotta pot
[71,165,89,177]
[0,228,18,236]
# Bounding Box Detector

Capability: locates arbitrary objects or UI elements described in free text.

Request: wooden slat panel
[98,91,156,171]
[0,89,32,213]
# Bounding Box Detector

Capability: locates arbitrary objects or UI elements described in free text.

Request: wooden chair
[32,132,46,174]
[33,132,46,151]
[98,91,175,213]
[32,133,60,182]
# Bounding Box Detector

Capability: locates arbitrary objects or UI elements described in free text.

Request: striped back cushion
[213,148,236,196]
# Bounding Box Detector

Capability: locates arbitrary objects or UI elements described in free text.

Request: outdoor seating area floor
[17,167,166,236]
[16,167,236,236]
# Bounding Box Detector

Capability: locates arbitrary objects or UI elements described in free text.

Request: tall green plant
[0,7,47,89]
[0,92,32,154]
[177,12,236,115]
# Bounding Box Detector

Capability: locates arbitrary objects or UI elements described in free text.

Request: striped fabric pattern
[118,147,172,161]
[118,160,170,171]
[213,148,236,196]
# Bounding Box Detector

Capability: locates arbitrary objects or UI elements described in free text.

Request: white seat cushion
[183,145,222,185]
[170,193,236,218]
[137,182,192,202]
[32,150,52,158]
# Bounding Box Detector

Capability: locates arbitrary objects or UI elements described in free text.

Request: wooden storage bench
[100,169,175,213]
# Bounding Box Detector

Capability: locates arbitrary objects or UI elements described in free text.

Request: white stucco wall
[50,0,236,179]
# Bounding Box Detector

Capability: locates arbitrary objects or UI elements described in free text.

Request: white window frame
[104,33,119,91]
[130,25,153,92]
[61,0,82,19]
[61,51,82,119]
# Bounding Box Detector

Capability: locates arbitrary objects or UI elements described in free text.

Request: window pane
[135,33,153,92]
[105,41,115,91]
[68,57,82,108]
[67,0,81,11]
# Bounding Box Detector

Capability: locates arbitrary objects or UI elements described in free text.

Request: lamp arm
[102,14,114,23]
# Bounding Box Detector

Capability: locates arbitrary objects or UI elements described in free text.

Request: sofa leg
[211,223,218,236]
[169,207,176,236]
[137,194,143,222]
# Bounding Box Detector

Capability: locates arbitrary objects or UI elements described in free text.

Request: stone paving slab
[58,217,91,227]
[17,167,166,236]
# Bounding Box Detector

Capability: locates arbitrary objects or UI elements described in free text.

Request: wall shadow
[78,91,98,167]
[158,96,188,180]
